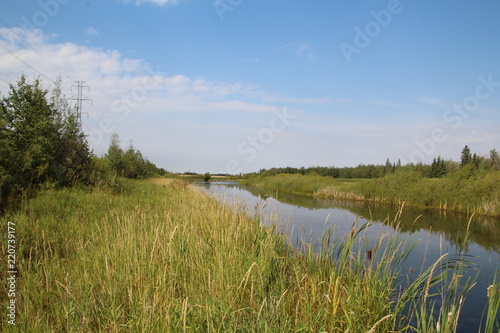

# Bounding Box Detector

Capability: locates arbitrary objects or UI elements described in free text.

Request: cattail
[487,284,493,298]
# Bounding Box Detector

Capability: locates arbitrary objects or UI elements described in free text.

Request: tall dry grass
[0,178,497,332]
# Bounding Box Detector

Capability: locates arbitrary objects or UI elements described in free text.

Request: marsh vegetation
[1,179,498,331]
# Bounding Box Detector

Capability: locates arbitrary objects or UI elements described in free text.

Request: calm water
[197,182,500,332]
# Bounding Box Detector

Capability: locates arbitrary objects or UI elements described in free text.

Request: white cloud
[272,42,316,61]
[0,27,55,48]
[0,28,309,165]
[5,30,495,173]
[120,0,179,6]
[0,28,256,102]
[262,95,332,104]
[86,27,100,37]
[242,58,260,64]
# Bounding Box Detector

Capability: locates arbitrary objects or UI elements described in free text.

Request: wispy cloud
[272,42,316,61]
[120,0,179,6]
[0,27,55,47]
[0,28,312,160]
[0,28,260,107]
[445,129,498,146]
[262,95,332,105]
[415,96,449,108]
[242,58,260,64]
[86,27,100,37]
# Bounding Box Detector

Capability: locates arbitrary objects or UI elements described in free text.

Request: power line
[0,42,55,84]
[0,18,75,83]
[69,81,92,131]
[0,77,9,85]
[0,72,15,81]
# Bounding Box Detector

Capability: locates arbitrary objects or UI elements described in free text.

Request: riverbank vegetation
[0,76,165,212]
[2,178,498,331]
[241,151,500,217]
[248,146,500,179]
[1,75,498,331]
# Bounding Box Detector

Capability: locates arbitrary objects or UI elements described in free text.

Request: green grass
[241,170,500,217]
[1,178,498,332]
[241,173,344,196]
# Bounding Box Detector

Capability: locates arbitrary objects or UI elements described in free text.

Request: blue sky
[1,0,499,173]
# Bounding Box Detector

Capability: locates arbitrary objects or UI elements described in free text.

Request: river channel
[196,182,500,332]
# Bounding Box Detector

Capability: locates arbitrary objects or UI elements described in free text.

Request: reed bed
[0,178,498,332]
[242,172,500,217]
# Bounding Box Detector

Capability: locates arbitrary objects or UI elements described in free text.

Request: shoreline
[239,173,500,218]
[1,178,497,331]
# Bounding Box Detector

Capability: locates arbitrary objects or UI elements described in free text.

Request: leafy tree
[50,78,92,186]
[489,149,500,171]
[106,133,125,175]
[444,160,460,173]
[104,134,164,179]
[122,143,147,179]
[0,75,92,209]
[203,172,211,182]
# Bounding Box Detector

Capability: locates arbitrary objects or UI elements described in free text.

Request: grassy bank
[1,179,498,331]
[241,169,500,217]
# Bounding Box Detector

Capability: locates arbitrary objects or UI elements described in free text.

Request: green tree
[203,172,211,182]
[106,133,125,176]
[105,134,164,179]
[489,149,500,171]
[50,77,92,186]
[472,153,481,169]
[122,143,147,179]
[384,158,393,175]
[0,75,92,209]
[460,145,472,167]
[430,156,446,178]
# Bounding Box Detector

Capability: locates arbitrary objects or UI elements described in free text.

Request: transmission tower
[69,81,92,130]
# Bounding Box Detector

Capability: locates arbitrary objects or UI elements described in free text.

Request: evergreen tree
[460,145,472,166]
[384,158,393,175]
[430,156,446,178]
[490,149,500,171]
[106,134,125,176]
[472,153,480,169]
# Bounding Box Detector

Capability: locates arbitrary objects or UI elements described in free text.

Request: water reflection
[233,184,500,254]
[196,182,500,333]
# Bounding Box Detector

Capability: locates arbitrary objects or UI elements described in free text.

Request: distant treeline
[104,133,166,179]
[241,146,500,216]
[247,146,500,179]
[0,75,166,211]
